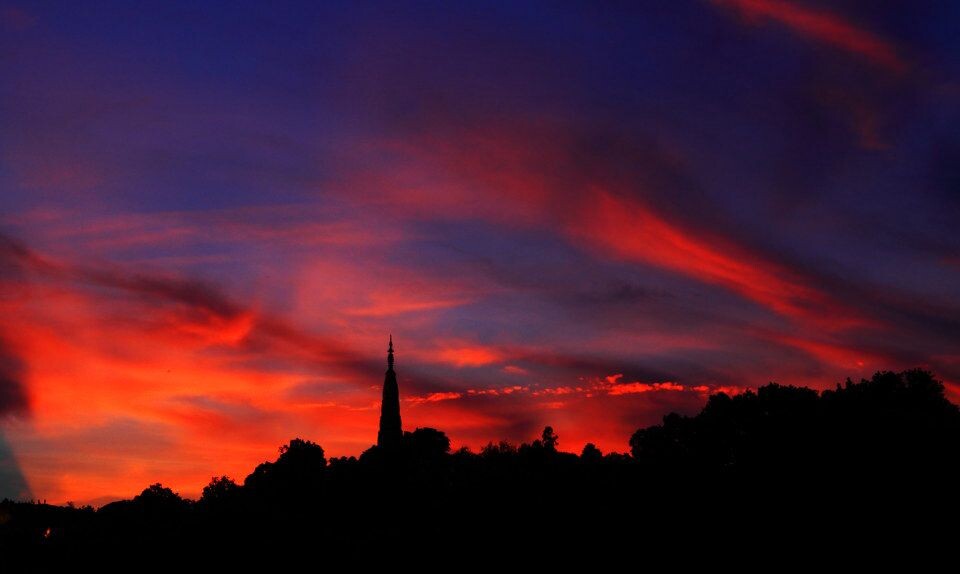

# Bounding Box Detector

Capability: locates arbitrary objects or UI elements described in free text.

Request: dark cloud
[0,335,28,417]
[81,268,244,319]
[0,433,31,500]
[0,232,50,276]
[1,231,245,320]
[0,233,31,261]
[930,137,960,209]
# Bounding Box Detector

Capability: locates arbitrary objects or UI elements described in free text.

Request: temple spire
[378,335,402,449]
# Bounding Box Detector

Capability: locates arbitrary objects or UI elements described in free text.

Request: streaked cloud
[713,0,907,73]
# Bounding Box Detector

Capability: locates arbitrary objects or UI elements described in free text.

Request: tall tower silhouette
[377,335,402,449]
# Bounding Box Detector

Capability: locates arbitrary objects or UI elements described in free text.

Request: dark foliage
[244,437,327,502]
[3,370,959,567]
[629,369,960,479]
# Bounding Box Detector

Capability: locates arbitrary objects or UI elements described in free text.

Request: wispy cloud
[713,0,907,73]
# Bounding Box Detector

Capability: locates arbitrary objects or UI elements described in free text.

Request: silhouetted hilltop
[3,369,959,567]
[630,369,960,477]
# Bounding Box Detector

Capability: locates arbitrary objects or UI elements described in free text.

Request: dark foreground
[3,369,959,568]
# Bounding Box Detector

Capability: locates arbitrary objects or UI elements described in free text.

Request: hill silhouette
[2,369,959,567]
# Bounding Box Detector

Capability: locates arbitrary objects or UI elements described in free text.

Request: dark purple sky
[1,0,958,504]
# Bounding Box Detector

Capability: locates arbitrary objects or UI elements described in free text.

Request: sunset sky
[2,0,959,504]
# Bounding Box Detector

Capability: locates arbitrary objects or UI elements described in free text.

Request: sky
[1,0,959,504]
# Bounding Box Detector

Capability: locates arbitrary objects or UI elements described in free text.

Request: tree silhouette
[541,426,559,452]
[4,369,959,563]
[244,438,326,500]
[480,441,517,458]
[131,483,189,515]
[629,369,960,479]
[199,476,240,508]
[580,443,602,463]
[403,427,451,458]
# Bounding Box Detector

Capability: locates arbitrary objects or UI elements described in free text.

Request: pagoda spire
[377,335,402,449]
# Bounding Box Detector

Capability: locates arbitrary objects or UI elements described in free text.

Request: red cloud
[770,332,884,372]
[713,0,907,73]
[572,188,865,330]
[435,345,503,368]
[377,123,869,332]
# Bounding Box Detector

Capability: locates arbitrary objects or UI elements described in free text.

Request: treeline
[3,369,960,565]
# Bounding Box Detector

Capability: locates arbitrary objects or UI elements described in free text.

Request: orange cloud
[607,381,685,395]
[0,239,397,502]
[713,0,907,73]
[457,375,735,402]
[436,345,503,368]
[406,391,463,405]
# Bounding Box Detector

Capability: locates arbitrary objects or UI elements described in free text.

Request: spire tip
[387,335,394,370]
